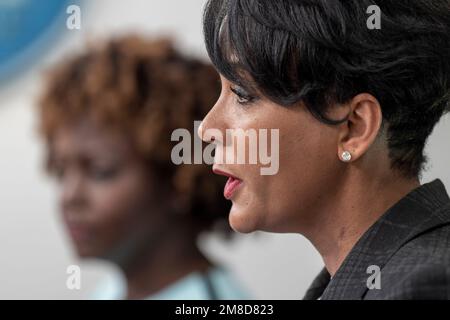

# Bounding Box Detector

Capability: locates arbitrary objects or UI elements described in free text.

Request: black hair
[203,0,450,178]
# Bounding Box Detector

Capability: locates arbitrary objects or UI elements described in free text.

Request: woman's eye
[230,85,256,105]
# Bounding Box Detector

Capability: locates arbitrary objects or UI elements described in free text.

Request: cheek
[92,182,143,220]
[269,123,339,229]
[281,123,335,178]
[224,101,340,232]
[87,174,154,245]
[253,118,339,232]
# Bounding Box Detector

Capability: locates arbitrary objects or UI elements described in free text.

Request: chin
[75,249,92,259]
[228,205,261,234]
[72,243,98,259]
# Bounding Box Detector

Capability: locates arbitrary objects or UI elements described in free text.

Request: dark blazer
[304,179,450,300]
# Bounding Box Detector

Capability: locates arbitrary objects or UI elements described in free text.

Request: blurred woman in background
[38,36,247,300]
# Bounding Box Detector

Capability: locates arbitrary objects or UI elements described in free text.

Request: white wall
[0,0,448,299]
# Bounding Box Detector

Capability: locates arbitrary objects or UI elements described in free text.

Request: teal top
[91,267,249,300]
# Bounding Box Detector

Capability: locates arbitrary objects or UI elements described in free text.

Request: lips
[63,216,92,243]
[67,224,91,242]
[213,167,243,200]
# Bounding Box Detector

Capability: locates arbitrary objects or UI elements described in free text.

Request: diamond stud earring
[341,151,352,162]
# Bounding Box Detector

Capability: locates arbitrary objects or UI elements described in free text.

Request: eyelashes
[230,85,258,106]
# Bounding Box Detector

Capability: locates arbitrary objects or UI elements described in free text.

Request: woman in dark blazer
[198,0,450,299]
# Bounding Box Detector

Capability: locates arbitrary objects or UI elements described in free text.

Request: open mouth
[213,167,243,200]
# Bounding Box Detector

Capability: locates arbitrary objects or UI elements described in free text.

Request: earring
[341,151,352,162]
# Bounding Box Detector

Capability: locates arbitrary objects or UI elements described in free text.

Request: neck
[117,229,212,300]
[305,169,420,277]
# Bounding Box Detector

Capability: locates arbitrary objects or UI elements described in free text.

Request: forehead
[50,120,131,159]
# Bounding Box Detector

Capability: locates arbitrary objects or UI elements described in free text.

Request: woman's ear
[337,93,383,162]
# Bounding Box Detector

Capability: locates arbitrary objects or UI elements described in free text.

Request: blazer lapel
[303,267,331,300]
[306,179,450,300]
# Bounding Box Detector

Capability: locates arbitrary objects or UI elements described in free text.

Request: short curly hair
[203,0,450,178]
[38,35,231,236]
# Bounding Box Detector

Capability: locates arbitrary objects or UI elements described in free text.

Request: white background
[0,0,448,299]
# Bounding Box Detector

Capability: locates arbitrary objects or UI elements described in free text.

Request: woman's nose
[197,101,225,145]
[61,170,86,211]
